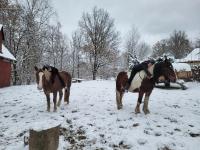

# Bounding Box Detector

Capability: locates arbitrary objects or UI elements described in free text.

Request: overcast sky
[51,0,200,47]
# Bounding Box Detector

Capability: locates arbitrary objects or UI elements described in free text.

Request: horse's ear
[34,66,38,71]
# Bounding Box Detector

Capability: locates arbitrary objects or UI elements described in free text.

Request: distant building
[0,24,16,88]
[177,48,200,66]
[175,48,200,81]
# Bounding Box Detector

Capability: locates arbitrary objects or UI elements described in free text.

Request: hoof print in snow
[144,130,150,135]
[164,117,178,123]
[174,128,181,132]
[155,132,162,136]
[172,104,180,108]
[72,110,78,113]
[100,139,107,144]
[158,146,172,150]
[137,139,147,145]
[66,119,72,124]
[78,135,86,141]
[116,118,121,122]
[167,132,174,135]
[109,112,115,115]
[188,124,194,127]
[118,140,132,149]
[77,128,85,135]
[133,123,139,127]
[67,136,76,144]
[189,133,200,137]
[99,134,105,138]
[119,125,125,128]
[87,123,94,126]
[17,130,27,137]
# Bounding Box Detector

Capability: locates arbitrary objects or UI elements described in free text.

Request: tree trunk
[29,125,60,150]
[92,71,96,80]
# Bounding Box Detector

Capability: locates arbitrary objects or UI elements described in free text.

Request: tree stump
[29,125,60,150]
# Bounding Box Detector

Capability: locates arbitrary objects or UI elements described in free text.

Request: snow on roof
[0,24,2,29]
[0,44,16,61]
[172,62,191,71]
[178,48,200,62]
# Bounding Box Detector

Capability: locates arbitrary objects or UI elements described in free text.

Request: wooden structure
[29,125,60,150]
[0,24,16,88]
[172,63,193,81]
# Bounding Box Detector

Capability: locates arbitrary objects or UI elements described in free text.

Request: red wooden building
[0,24,16,88]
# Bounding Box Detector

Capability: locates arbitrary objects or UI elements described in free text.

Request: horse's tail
[57,73,66,88]
[63,72,72,104]
[63,72,72,92]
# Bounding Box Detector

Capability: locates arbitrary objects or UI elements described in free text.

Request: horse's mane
[153,61,163,82]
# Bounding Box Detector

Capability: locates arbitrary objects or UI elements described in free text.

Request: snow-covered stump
[29,124,60,150]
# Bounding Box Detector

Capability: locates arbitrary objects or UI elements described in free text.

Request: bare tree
[195,37,200,48]
[71,30,84,78]
[168,30,192,59]
[125,26,140,69]
[79,6,120,80]
[152,39,169,58]
[1,0,55,84]
[137,42,151,60]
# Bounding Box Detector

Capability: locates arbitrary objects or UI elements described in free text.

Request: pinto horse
[34,66,72,112]
[116,59,176,114]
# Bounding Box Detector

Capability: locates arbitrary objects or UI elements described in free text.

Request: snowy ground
[0,80,200,150]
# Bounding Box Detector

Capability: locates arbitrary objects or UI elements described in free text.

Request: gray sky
[51,0,200,47]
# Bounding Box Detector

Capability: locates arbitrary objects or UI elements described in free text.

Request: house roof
[177,48,200,62]
[0,44,16,61]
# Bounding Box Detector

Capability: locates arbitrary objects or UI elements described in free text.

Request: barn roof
[0,44,16,61]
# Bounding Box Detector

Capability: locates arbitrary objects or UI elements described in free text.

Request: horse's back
[116,71,128,92]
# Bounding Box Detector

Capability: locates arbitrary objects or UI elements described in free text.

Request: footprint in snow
[137,139,148,145]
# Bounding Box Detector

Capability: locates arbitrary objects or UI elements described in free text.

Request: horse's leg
[135,91,144,114]
[45,93,50,112]
[64,87,70,104]
[57,90,63,107]
[143,92,151,114]
[53,92,57,112]
[116,90,123,109]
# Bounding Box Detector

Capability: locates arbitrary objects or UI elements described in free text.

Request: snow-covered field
[0,80,200,150]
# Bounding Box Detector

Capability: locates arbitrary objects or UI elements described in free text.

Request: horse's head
[154,59,176,83]
[34,66,44,90]
[35,66,53,90]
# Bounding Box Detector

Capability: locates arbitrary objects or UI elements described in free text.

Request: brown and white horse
[34,66,72,112]
[116,59,176,114]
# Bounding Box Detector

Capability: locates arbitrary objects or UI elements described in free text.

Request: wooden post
[29,125,60,150]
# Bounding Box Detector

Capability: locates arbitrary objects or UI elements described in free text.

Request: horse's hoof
[57,103,61,107]
[135,108,141,114]
[47,109,50,112]
[117,105,122,110]
[53,109,57,112]
[143,109,150,115]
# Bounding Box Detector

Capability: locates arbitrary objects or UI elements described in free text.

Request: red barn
[0,24,16,88]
